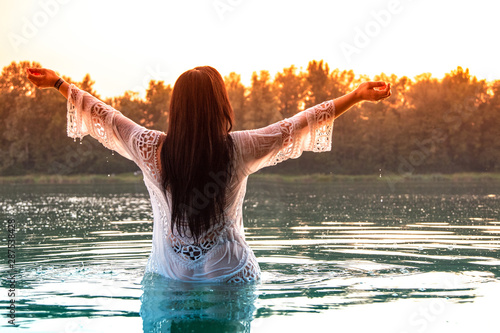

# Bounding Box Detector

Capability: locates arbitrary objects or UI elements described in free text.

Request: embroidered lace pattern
[269,99,335,166]
[167,222,224,262]
[309,99,335,152]
[233,99,336,174]
[66,84,335,283]
[133,130,161,182]
[226,256,260,283]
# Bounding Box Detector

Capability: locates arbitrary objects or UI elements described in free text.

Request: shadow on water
[140,273,257,333]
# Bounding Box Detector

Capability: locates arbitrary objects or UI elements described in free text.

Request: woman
[26,66,391,283]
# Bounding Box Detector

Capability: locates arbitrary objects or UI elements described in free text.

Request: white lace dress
[66,84,335,283]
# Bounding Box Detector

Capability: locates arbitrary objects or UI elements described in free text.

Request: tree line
[1,60,499,176]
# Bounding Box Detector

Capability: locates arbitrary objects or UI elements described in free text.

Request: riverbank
[0,173,143,184]
[1,172,500,185]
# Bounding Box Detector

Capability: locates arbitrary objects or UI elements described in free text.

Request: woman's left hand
[26,68,60,89]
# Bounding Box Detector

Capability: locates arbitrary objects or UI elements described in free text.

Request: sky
[1,0,499,98]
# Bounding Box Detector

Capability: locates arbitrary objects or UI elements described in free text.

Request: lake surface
[1,177,499,332]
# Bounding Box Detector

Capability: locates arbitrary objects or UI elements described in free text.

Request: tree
[145,80,171,131]
[245,71,280,129]
[0,61,64,174]
[477,80,500,171]
[274,65,306,118]
[305,60,331,108]
[112,91,146,126]
[224,72,247,130]
[1,61,499,176]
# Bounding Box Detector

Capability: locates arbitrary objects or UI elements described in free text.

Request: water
[1,178,499,332]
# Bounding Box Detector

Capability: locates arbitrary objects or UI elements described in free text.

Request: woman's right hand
[26,68,60,89]
[333,81,392,118]
[354,81,392,103]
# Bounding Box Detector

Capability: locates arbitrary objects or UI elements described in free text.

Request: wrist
[54,78,64,90]
[351,88,363,104]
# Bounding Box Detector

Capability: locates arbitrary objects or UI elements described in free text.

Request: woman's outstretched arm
[25,67,164,175]
[26,68,69,99]
[234,80,392,174]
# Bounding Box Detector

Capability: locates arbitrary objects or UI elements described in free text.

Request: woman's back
[145,131,259,282]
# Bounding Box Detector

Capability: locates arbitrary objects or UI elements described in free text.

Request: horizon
[2,59,492,100]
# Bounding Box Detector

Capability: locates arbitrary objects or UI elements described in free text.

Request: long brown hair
[160,66,235,241]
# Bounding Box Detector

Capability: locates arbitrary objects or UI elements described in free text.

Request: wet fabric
[67,84,335,282]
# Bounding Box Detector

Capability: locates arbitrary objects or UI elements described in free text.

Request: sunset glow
[1,0,499,98]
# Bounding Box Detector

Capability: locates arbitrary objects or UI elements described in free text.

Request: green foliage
[1,61,499,176]
[274,65,306,118]
[224,72,246,130]
[145,80,171,131]
[245,70,280,129]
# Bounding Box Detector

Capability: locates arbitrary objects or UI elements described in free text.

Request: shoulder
[229,131,249,155]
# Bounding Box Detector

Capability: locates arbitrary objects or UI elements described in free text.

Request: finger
[382,90,392,100]
[28,67,43,74]
[26,71,44,87]
[367,81,387,89]
[386,84,392,96]
[375,89,391,101]
[27,68,45,80]
[377,83,391,97]
[27,69,43,80]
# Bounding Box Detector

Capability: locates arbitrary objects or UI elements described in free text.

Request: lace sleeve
[66,84,163,180]
[233,100,335,175]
